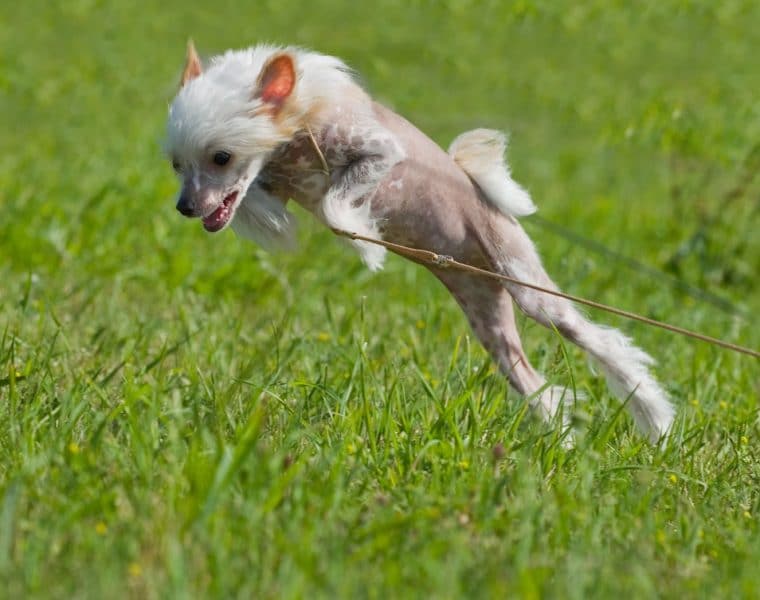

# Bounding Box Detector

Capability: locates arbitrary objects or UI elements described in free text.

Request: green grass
[1,1,759,597]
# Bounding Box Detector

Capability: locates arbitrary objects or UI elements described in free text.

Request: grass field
[2,1,759,597]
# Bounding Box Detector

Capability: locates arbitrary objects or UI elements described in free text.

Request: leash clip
[432,254,453,267]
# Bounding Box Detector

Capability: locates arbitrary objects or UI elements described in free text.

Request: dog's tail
[449,128,537,217]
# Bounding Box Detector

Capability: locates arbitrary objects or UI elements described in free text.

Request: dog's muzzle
[176,194,195,217]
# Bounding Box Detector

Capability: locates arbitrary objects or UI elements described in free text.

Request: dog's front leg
[318,126,405,270]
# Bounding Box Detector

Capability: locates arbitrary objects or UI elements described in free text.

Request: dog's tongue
[202,192,238,232]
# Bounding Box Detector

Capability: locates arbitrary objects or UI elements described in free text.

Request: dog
[165,42,674,442]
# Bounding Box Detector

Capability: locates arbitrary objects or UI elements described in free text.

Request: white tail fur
[449,129,537,217]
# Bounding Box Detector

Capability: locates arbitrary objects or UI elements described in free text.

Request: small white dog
[165,42,674,441]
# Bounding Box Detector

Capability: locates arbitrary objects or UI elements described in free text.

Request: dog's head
[165,42,298,232]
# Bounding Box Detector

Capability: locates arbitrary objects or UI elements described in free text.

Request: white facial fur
[165,45,359,232]
[166,63,283,229]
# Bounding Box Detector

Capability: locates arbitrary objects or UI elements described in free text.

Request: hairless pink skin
[254,102,673,441]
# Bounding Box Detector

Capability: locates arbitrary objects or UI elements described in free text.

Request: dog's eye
[172,159,182,173]
[212,151,232,166]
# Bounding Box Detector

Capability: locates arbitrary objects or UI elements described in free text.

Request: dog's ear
[180,40,203,87]
[255,54,296,109]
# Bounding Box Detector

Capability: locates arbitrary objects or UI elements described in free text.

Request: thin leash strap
[305,125,330,176]
[332,228,760,360]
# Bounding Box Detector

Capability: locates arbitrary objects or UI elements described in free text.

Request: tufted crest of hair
[449,129,537,217]
[166,45,361,162]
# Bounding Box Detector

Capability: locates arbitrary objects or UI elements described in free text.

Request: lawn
[1,1,759,597]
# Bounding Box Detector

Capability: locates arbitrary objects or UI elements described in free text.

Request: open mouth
[202,190,240,233]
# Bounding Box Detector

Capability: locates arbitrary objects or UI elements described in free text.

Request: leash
[526,214,747,318]
[331,228,760,360]
[302,127,758,359]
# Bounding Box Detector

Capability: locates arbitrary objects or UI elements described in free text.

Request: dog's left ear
[180,40,203,87]
[255,54,296,109]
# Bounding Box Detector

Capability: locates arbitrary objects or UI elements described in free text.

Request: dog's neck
[256,131,331,210]
[257,115,383,212]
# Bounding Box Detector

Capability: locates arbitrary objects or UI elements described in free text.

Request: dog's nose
[176,195,195,217]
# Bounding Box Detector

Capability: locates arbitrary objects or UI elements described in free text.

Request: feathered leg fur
[449,129,675,442]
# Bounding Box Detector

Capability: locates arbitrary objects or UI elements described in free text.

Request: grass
[1,1,759,597]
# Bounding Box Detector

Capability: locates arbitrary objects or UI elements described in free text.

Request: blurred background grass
[2,1,758,306]
[0,1,759,597]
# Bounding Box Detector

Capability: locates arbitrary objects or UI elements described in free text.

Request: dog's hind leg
[490,222,674,441]
[436,271,575,429]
